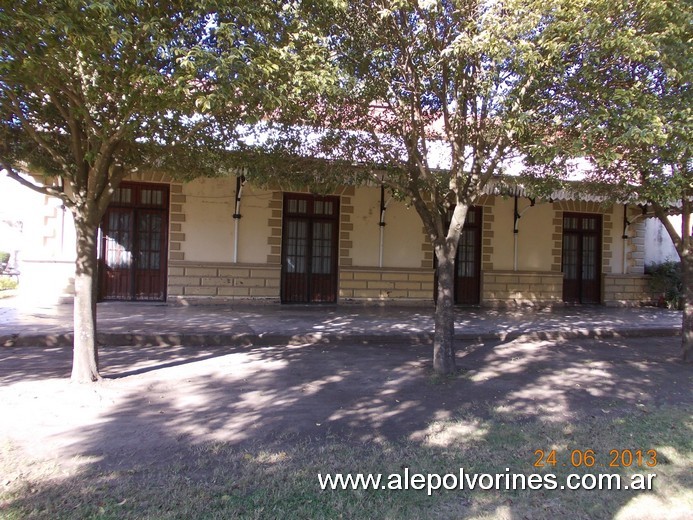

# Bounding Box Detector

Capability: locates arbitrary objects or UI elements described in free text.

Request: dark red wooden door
[99,183,168,301]
[433,206,483,305]
[100,207,135,300]
[562,213,602,303]
[134,210,167,300]
[281,194,339,303]
[455,206,482,304]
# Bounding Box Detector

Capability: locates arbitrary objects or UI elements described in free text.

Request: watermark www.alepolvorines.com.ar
[318,468,657,496]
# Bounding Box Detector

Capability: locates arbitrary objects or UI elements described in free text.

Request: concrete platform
[0,297,682,347]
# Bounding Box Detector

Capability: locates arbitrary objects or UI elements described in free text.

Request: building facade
[91,172,656,307]
[2,171,660,307]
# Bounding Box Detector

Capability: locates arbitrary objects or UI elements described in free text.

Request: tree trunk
[71,217,101,383]
[433,244,457,374]
[681,245,693,363]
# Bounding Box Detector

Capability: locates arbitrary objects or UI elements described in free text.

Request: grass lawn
[1,404,690,520]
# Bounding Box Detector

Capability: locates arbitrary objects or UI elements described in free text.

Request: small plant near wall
[0,278,18,291]
[0,251,19,291]
[646,261,683,310]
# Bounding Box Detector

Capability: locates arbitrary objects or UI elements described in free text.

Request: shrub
[0,251,9,265]
[0,277,18,291]
[646,261,683,310]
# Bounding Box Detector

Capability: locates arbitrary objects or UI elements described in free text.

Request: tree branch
[4,88,71,173]
[1,159,72,208]
[652,201,683,254]
[51,79,99,136]
[407,176,442,244]
[90,127,128,201]
[46,88,88,183]
[95,163,129,218]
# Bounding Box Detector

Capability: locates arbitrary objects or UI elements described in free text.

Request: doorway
[455,206,483,304]
[98,182,169,301]
[434,205,483,305]
[281,193,340,303]
[562,212,602,303]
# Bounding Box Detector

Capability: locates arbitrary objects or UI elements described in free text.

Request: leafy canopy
[522,0,692,206]
[0,0,340,215]
[250,0,574,243]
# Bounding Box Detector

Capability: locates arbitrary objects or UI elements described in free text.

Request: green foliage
[201,2,343,125]
[522,0,692,207]
[0,1,333,213]
[254,0,578,247]
[0,252,17,291]
[647,261,684,309]
[0,277,18,291]
[1,1,216,216]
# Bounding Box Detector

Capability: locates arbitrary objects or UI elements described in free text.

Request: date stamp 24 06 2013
[533,449,658,469]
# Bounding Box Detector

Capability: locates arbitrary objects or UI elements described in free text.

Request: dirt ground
[0,338,691,469]
[0,335,690,475]
[2,333,691,520]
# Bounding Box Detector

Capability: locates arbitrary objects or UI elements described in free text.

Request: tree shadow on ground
[0,345,245,385]
[1,334,690,519]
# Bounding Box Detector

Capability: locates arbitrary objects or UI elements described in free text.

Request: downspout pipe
[232,175,245,263]
[378,184,391,268]
[622,204,630,274]
[513,195,535,271]
[56,178,66,256]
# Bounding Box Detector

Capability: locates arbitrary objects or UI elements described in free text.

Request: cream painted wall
[511,201,626,274]
[515,202,556,272]
[510,201,626,274]
[610,204,626,275]
[349,187,425,269]
[179,178,630,276]
[236,185,273,264]
[349,186,381,267]
[181,177,235,262]
[489,197,515,270]
[644,216,679,265]
[181,179,274,264]
[382,197,426,268]
[491,197,554,271]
